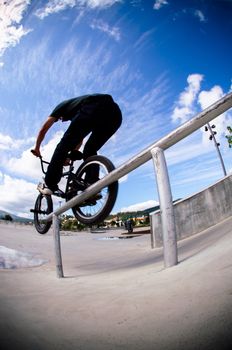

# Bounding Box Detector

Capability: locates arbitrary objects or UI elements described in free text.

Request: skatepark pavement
[0,218,232,350]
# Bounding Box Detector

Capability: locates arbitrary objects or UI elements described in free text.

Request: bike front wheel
[67,155,118,225]
[33,194,53,234]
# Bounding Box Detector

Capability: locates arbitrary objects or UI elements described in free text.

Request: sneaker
[37,183,53,195]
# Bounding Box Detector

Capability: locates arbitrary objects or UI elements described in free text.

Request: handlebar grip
[31,149,42,158]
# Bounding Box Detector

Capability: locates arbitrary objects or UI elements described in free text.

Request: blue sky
[0,0,232,218]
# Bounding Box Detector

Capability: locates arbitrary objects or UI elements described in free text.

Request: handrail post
[151,147,178,267]
[53,214,64,278]
[150,214,155,249]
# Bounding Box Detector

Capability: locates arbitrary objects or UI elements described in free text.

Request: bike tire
[67,155,118,225]
[34,194,53,234]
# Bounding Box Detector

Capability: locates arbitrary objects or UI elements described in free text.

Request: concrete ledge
[150,173,232,247]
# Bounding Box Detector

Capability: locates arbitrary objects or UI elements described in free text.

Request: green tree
[226,126,232,148]
[4,214,13,221]
[60,216,86,231]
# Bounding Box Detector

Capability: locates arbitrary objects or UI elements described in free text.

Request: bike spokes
[68,155,118,225]
[33,194,53,234]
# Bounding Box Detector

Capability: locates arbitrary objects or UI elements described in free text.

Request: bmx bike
[30,152,118,234]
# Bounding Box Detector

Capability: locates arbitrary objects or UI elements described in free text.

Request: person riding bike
[31,94,122,195]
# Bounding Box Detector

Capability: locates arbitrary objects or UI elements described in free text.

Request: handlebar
[31,149,50,174]
[40,158,50,174]
[31,149,76,175]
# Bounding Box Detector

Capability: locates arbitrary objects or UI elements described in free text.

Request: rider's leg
[82,102,122,159]
[45,113,93,191]
[82,102,122,184]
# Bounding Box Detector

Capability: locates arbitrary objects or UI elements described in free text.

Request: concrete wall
[150,174,232,247]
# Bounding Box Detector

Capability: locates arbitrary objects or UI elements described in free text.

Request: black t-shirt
[50,94,105,121]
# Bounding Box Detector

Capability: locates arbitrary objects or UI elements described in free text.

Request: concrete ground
[0,218,232,350]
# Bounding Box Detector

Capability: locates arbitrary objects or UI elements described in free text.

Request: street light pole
[205,123,227,176]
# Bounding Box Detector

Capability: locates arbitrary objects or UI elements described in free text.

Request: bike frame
[39,157,74,176]
[38,157,87,199]
[32,154,118,234]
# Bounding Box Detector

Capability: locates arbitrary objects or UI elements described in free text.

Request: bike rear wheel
[67,155,118,225]
[33,194,53,234]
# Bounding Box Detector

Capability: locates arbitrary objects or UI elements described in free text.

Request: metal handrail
[46,92,232,221]
[46,92,232,277]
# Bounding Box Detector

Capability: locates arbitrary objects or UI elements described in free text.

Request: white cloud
[0,34,113,96]
[198,85,232,144]
[0,0,32,59]
[0,130,67,215]
[171,73,204,123]
[229,79,232,92]
[121,199,159,212]
[181,74,203,105]
[0,126,83,216]
[0,132,34,151]
[5,131,64,180]
[83,0,122,8]
[6,149,42,180]
[35,0,122,19]
[0,172,37,215]
[133,28,156,52]
[194,9,206,22]
[171,75,232,144]
[90,19,121,41]
[153,0,168,10]
[35,0,76,19]
[198,85,223,110]
[169,81,232,170]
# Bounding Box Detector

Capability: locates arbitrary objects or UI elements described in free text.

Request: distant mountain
[107,205,160,220]
[0,210,32,223]
[120,205,161,218]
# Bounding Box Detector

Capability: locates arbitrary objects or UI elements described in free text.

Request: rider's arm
[32,116,56,157]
